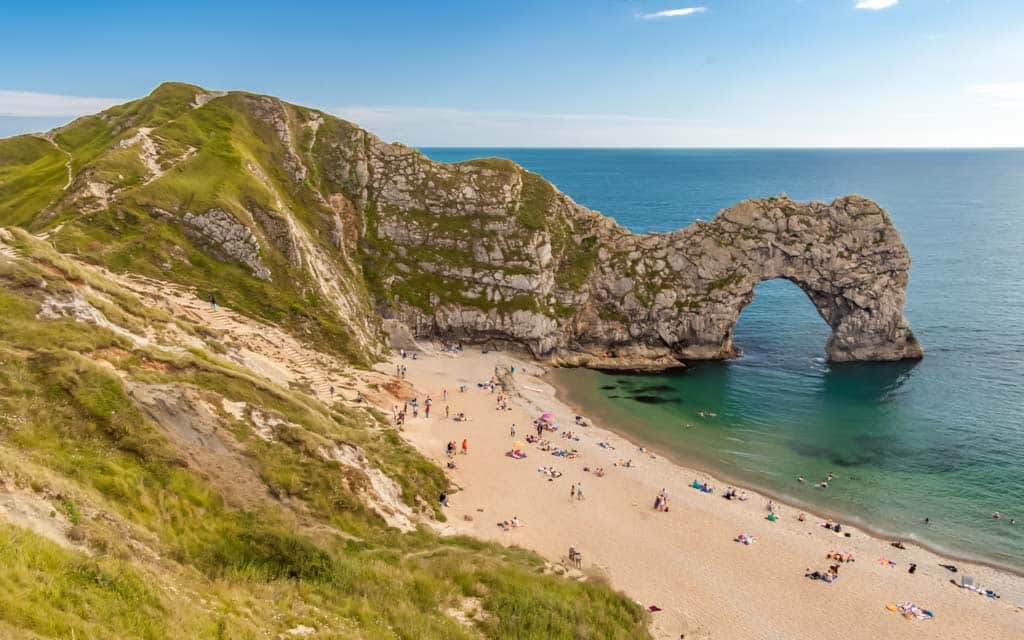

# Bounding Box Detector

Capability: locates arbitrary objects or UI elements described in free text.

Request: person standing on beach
[576,482,584,501]
[510,423,516,438]
[570,483,576,500]
[461,438,468,455]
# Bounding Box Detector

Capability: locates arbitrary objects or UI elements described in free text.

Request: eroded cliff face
[334,133,923,368]
[0,83,922,370]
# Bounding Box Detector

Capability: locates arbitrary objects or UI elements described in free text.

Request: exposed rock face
[341,135,923,367]
[183,208,272,281]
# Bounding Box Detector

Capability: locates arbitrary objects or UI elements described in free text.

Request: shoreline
[548,369,1024,580]
[383,346,1023,639]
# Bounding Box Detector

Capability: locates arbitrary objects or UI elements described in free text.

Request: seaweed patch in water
[600,385,617,390]
[638,384,675,393]
[631,394,675,404]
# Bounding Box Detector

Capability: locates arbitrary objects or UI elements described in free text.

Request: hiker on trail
[209,293,217,311]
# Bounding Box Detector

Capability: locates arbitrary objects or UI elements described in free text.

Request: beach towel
[890,602,933,621]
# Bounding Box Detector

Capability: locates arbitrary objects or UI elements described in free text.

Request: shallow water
[422,148,1024,570]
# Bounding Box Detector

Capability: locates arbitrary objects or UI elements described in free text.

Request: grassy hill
[0,84,649,639]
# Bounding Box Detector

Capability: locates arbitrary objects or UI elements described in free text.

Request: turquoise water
[422,148,1024,571]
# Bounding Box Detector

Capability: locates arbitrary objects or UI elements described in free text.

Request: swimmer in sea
[798,476,806,483]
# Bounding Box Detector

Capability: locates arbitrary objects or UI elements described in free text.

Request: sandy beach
[378,345,1023,639]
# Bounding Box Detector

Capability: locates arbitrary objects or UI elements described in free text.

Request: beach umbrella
[540,412,554,421]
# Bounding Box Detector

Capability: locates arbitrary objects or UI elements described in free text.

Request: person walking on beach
[570,483,576,500]
[445,405,450,418]
[443,388,448,401]
[461,438,468,455]
[576,482,584,501]
[510,423,516,438]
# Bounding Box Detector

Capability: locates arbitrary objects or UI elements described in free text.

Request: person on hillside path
[329,385,335,398]
[209,293,217,311]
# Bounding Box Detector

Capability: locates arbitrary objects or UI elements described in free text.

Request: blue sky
[1,0,1022,146]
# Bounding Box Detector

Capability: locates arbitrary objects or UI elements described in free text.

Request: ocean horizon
[424,147,1024,571]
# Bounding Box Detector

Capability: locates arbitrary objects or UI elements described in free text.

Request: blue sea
[422,148,1024,571]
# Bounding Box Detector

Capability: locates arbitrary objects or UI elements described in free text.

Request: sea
[421,148,1024,572]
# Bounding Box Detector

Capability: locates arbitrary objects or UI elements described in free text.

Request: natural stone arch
[570,195,923,366]
[347,133,922,369]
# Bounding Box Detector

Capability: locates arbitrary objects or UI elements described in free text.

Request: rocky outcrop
[183,208,272,281]
[342,133,923,367]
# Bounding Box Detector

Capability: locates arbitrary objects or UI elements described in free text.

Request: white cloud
[639,7,707,20]
[0,90,124,118]
[968,82,1024,102]
[855,0,899,10]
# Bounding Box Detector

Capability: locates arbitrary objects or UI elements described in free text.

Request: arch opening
[730,278,831,363]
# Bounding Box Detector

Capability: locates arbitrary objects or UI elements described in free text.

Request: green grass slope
[0,229,648,638]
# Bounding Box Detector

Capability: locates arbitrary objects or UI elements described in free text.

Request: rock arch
[578,195,924,366]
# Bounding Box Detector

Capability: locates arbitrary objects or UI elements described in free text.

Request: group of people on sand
[653,488,671,512]
[445,439,468,457]
[804,562,841,583]
[567,545,583,568]
[570,482,585,501]
[722,487,747,501]
[497,516,522,531]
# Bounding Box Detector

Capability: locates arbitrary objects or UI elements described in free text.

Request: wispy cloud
[639,7,707,20]
[0,90,124,118]
[968,82,1024,106]
[854,0,899,10]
